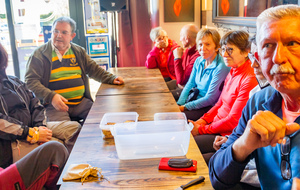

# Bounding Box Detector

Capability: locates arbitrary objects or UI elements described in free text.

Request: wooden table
[97,67,169,96]
[85,93,179,124]
[96,77,169,96]
[107,67,163,79]
[58,67,213,189]
[58,124,212,189]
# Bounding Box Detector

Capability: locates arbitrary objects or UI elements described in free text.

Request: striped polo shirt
[49,48,85,105]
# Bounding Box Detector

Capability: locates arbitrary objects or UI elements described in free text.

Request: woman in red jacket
[189,30,258,163]
[145,27,179,81]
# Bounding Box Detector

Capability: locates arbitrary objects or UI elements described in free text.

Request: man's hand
[52,94,69,112]
[213,136,228,151]
[292,177,300,190]
[113,77,124,85]
[232,110,300,162]
[173,47,184,59]
[154,40,168,49]
[38,126,52,143]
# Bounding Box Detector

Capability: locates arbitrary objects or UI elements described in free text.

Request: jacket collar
[230,59,252,76]
[200,53,222,69]
[262,89,283,115]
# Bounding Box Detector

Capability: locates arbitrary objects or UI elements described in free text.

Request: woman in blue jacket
[177,28,230,120]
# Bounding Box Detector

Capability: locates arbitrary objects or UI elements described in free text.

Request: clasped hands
[38,126,52,143]
[188,119,207,136]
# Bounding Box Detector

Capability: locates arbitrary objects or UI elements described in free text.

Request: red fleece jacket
[172,45,200,85]
[198,59,258,136]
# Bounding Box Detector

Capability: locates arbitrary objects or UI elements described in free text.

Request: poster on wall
[218,0,239,16]
[92,57,110,70]
[86,35,109,57]
[84,0,108,33]
[164,0,194,22]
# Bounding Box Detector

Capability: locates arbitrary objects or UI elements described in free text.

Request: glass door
[0,0,14,76]
[11,0,70,80]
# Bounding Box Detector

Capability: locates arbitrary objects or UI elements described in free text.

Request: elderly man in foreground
[209,4,300,190]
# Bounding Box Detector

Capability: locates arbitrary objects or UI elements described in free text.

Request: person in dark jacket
[0,43,79,169]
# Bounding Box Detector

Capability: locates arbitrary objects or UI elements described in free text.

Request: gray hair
[257,4,300,43]
[149,27,167,42]
[52,16,77,33]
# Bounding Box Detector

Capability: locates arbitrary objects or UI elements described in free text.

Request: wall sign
[86,35,109,57]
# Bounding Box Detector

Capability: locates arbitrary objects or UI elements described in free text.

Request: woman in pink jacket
[145,27,179,81]
[189,30,258,162]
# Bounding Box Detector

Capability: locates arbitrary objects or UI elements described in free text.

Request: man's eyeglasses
[219,47,234,56]
[248,52,259,64]
[53,29,71,36]
[281,136,292,180]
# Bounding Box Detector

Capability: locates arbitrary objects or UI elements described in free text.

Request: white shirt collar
[51,40,71,62]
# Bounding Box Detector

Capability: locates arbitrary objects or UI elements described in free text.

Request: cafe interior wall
[156,0,201,44]
[201,0,256,38]
[155,0,255,44]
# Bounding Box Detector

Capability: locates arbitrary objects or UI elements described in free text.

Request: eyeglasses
[281,136,292,180]
[53,29,71,36]
[155,36,167,42]
[219,47,234,56]
[248,52,259,64]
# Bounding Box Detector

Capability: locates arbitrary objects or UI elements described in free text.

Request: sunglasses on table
[281,136,291,180]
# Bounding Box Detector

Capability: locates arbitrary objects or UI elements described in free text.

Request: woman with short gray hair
[145,27,179,81]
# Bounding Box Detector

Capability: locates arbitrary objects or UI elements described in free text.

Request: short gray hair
[52,16,76,33]
[257,4,300,43]
[149,27,167,42]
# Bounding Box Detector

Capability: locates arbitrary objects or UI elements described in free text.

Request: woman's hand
[179,105,185,112]
[188,120,200,136]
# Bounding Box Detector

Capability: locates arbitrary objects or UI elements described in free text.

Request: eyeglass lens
[220,47,233,55]
[248,53,255,63]
[281,136,291,180]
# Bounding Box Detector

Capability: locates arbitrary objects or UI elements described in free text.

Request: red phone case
[158,157,197,172]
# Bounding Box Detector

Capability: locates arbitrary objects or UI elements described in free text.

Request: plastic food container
[110,112,193,160]
[99,112,139,139]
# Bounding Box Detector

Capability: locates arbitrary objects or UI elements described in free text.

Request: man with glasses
[209,4,300,189]
[25,17,124,123]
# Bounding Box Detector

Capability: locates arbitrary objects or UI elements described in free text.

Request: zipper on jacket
[8,78,30,112]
